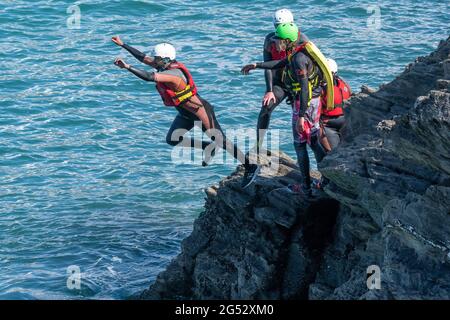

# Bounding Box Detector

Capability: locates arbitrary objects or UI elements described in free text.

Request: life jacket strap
[173,85,195,102]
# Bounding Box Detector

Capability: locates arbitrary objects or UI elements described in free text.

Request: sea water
[0,0,448,299]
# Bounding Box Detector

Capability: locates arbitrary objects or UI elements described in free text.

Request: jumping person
[319,58,352,152]
[112,36,260,188]
[242,23,330,197]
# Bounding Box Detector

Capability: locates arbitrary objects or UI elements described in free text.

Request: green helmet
[275,23,299,42]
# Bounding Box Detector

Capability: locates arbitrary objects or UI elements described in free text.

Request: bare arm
[127,67,185,87]
[153,73,184,88]
[114,57,186,90]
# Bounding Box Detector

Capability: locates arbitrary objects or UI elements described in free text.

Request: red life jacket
[270,42,288,60]
[155,62,198,107]
[290,41,308,56]
[321,76,352,117]
[269,32,302,60]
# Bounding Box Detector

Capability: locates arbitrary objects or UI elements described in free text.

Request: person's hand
[262,92,276,107]
[112,35,124,46]
[114,58,129,69]
[241,63,257,75]
[297,117,305,133]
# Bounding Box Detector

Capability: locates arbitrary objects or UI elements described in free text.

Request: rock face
[142,153,340,299]
[141,37,450,300]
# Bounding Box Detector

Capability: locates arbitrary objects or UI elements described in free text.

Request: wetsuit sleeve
[292,54,311,117]
[263,35,275,92]
[127,66,155,82]
[122,43,158,68]
[264,70,274,92]
[256,58,288,70]
[298,77,310,117]
[122,44,146,62]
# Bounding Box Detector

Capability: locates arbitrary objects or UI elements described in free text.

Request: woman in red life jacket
[257,9,310,155]
[320,58,352,152]
[111,36,260,188]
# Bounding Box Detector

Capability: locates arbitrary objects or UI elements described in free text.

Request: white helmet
[327,58,338,73]
[273,9,294,26]
[153,43,176,60]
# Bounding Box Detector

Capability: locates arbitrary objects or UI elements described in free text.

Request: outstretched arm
[257,59,288,70]
[114,58,184,88]
[114,58,155,81]
[241,58,288,74]
[112,35,158,68]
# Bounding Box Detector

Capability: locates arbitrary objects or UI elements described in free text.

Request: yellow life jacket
[282,60,319,102]
[282,41,335,110]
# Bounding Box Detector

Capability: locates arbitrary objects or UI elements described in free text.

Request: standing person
[112,36,260,188]
[320,58,352,152]
[242,23,334,196]
[257,9,310,154]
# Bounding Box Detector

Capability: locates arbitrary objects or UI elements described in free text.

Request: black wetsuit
[323,114,345,150]
[257,32,309,152]
[256,50,326,194]
[121,44,247,166]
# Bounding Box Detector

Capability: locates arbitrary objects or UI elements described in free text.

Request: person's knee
[309,132,325,161]
[324,126,340,149]
[260,103,275,117]
[294,142,307,156]
[310,133,320,145]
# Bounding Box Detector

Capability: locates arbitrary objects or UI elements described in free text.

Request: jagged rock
[313,36,450,300]
[361,85,376,94]
[141,36,450,300]
[141,152,339,300]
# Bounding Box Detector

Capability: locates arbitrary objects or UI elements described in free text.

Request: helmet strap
[155,57,173,71]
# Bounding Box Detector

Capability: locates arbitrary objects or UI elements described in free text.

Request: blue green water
[0,0,448,299]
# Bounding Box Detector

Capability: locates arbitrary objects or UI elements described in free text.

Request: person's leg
[323,125,340,150]
[292,104,312,195]
[256,85,287,154]
[166,114,210,150]
[310,132,326,164]
[310,131,330,189]
[198,98,260,187]
[323,115,346,150]
[319,122,333,153]
[327,115,346,130]
[294,141,312,195]
[198,98,248,166]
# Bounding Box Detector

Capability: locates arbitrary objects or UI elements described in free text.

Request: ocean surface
[0,0,448,299]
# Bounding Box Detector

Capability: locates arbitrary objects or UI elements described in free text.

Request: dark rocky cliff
[141,37,450,300]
